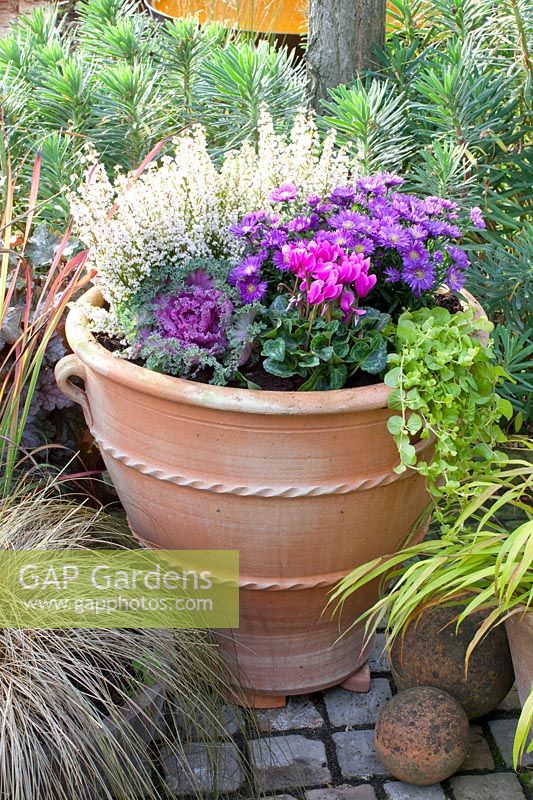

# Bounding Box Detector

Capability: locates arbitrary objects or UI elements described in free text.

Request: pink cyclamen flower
[312,263,339,282]
[322,277,343,301]
[287,246,317,278]
[338,252,368,283]
[307,280,326,305]
[339,289,366,323]
[308,239,343,264]
[340,289,355,316]
[354,271,377,298]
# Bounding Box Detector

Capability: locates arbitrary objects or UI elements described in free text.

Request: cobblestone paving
[163,634,533,800]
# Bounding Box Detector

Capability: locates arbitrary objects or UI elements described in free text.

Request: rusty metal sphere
[375,686,470,785]
[390,606,514,719]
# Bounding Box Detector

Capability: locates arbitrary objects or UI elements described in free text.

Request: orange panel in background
[149,0,403,35]
[150,0,307,34]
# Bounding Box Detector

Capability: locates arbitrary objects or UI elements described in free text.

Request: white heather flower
[70,111,352,316]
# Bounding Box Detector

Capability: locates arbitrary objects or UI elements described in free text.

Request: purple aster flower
[440,198,459,212]
[313,201,335,215]
[261,228,289,248]
[391,194,429,224]
[307,193,321,207]
[423,197,449,215]
[446,246,470,269]
[355,175,387,195]
[441,223,463,238]
[273,243,296,272]
[288,215,314,233]
[446,265,466,292]
[329,185,357,207]
[321,229,356,249]
[229,211,266,238]
[425,221,462,238]
[470,206,486,229]
[408,224,429,242]
[377,223,411,250]
[363,218,382,238]
[402,261,436,296]
[402,242,429,268]
[237,277,268,304]
[154,287,232,354]
[351,236,375,256]
[270,183,300,203]
[228,255,263,285]
[329,210,369,232]
[367,196,397,219]
[384,266,401,283]
[380,172,405,187]
[433,250,444,264]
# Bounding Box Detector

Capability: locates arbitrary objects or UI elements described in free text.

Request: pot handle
[55,354,93,428]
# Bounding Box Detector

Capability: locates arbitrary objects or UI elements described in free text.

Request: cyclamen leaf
[262,338,286,361]
[263,358,297,378]
[361,341,388,374]
[269,295,289,313]
[335,340,350,359]
[310,332,330,354]
[349,340,371,362]
[298,370,323,391]
[327,364,348,390]
[313,344,334,361]
[298,353,321,368]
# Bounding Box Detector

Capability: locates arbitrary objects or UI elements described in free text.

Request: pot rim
[65,286,484,416]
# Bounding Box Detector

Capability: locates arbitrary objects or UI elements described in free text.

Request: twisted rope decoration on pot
[92,433,432,498]
[131,531,390,592]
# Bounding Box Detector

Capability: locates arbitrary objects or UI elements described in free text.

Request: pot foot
[233,691,287,709]
[340,663,371,693]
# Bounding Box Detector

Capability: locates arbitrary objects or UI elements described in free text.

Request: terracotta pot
[505,609,533,720]
[56,288,484,704]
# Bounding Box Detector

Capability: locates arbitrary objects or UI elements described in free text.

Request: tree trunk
[306,0,386,111]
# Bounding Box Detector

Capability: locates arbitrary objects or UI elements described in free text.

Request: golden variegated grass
[330,438,533,767]
[0,478,253,800]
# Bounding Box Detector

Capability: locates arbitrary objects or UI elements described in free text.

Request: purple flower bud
[470,206,486,229]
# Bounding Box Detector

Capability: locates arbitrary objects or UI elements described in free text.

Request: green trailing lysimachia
[384,306,513,507]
